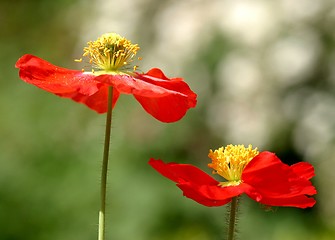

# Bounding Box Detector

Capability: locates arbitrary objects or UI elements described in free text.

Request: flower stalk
[15,33,197,239]
[98,86,114,240]
[227,197,238,240]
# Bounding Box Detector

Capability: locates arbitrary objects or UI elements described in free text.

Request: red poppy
[15,33,197,123]
[149,144,316,208]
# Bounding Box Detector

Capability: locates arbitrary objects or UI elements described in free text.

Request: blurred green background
[1,0,335,239]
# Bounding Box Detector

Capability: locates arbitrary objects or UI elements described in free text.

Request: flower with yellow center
[208,144,259,187]
[149,144,316,208]
[15,33,197,122]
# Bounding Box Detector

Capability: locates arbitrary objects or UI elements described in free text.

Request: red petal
[15,54,113,113]
[59,87,120,113]
[256,195,316,209]
[144,68,172,80]
[96,68,197,122]
[134,69,197,122]
[177,183,232,207]
[16,54,101,95]
[149,158,218,185]
[149,158,255,207]
[291,162,315,180]
[242,152,316,208]
[179,182,257,207]
[95,74,172,97]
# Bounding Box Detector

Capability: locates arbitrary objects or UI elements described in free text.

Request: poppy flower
[149,144,316,208]
[15,33,197,123]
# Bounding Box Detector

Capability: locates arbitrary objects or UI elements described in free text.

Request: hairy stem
[227,197,239,240]
[98,86,113,240]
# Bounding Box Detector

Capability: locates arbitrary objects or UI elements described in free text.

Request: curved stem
[227,197,238,240]
[98,86,114,240]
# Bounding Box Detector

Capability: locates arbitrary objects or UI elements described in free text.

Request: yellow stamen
[81,33,140,72]
[208,144,259,186]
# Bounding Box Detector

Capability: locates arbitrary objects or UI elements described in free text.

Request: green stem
[98,86,113,240]
[227,197,238,240]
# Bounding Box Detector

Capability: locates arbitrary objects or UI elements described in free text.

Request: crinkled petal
[178,182,257,207]
[95,73,172,97]
[16,54,101,95]
[15,54,117,113]
[255,195,316,209]
[134,68,197,122]
[137,68,196,98]
[134,94,194,122]
[176,183,232,207]
[149,158,218,185]
[291,162,315,180]
[242,151,316,208]
[149,159,256,207]
[97,68,197,122]
[59,87,120,113]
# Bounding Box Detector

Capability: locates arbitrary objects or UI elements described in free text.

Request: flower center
[81,33,140,72]
[208,144,259,186]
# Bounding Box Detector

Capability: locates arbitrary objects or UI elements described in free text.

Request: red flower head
[149,144,316,208]
[15,33,197,123]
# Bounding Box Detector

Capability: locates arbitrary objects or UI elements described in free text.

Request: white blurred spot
[149,0,213,72]
[216,0,278,46]
[217,52,262,98]
[278,0,323,22]
[266,30,320,85]
[293,92,335,158]
[78,0,142,45]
